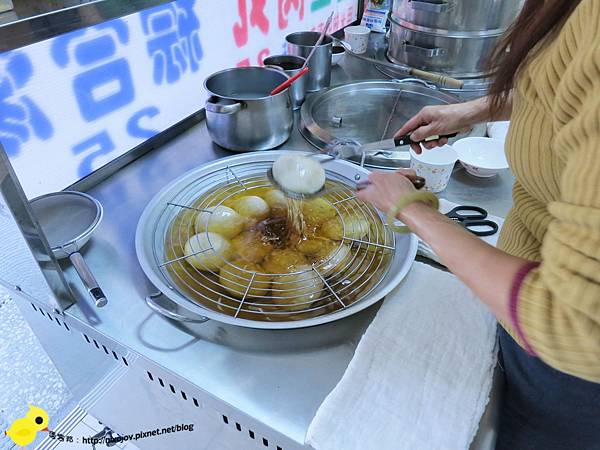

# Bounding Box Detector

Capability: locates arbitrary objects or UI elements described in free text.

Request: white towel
[418,199,505,264]
[306,262,498,450]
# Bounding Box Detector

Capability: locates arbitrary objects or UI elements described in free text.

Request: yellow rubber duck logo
[4,405,49,448]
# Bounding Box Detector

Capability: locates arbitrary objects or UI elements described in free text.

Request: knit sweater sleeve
[513,11,600,381]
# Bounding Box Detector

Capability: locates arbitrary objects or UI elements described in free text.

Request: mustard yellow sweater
[498,0,600,382]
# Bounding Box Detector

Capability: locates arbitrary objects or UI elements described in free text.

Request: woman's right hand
[395,103,478,153]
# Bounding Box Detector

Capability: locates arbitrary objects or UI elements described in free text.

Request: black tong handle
[394,132,458,147]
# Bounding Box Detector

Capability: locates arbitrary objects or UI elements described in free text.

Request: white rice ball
[272,154,326,195]
[184,232,232,271]
[230,195,270,220]
[314,244,352,276]
[263,189,287,209]
[271,265,324,309]
[195,205,245,239]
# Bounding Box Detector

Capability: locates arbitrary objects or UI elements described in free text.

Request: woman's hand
[358,166,528,327]
[356,169,417,215]
[396,99,492,153]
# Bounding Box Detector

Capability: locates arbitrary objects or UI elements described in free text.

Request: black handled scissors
[445,205,499,237]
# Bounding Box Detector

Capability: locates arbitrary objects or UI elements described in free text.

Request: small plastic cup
[410,145,458,193]
[344,25,371,54]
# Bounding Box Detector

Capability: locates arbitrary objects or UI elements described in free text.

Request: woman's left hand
[356,169,417,214]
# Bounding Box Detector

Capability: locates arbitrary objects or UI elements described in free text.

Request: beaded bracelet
[386,191,440,234]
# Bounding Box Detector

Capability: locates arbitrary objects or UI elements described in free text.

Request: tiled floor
[0,289,140,450]
[0,287,72,449]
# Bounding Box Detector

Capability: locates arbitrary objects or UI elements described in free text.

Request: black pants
[495,326,600,450]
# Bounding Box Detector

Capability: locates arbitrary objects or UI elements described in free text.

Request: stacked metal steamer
[387,0,523,99]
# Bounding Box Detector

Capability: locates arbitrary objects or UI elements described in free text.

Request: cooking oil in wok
[163,176,393,322]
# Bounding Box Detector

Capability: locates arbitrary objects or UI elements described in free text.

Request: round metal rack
[152,161,394,323]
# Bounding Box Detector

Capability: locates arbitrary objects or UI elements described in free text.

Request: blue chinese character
[127,106,160,139]
[0,52,53,156]
[140,0,203,85]
[72,131,115,177]
[51,19,135,122]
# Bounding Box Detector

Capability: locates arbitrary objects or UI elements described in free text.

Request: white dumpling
[219,261,271,299]
[321,215,370,240]
[271,265,324,309]
[272,154,326,195]
[231,196,270,220]
[195,205,245,239]
[314,244,352,276]
[263,189,287,210]
[184,232,232,271]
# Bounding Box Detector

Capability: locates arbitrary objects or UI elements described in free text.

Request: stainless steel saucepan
[204,66,293,151]
[286,31,333,92]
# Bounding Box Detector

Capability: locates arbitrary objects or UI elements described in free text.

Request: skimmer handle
[69,252,107,307]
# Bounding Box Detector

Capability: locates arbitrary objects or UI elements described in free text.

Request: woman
[357,1,600,448]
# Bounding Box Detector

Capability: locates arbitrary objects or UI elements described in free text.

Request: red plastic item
[270,67,309,95]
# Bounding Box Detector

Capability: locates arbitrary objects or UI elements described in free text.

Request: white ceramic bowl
[452,137,509,178]
[331,45,346,65]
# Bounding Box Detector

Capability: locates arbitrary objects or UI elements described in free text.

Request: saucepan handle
[408,0,451,13]
[69,252,107,307]
[402,42,446,58]
[145,291,210,323]
[205,97,242,114]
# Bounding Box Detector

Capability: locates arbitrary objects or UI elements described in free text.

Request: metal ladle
[267,160,425,201]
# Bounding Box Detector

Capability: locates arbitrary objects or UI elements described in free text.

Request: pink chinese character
[278,0,305,29]
[331,12,339,31]
[346,6,354,26]
[257,48,270,65]
[233,0,270,48]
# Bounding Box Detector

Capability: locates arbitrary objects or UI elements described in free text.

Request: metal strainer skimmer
[30,191,107,307]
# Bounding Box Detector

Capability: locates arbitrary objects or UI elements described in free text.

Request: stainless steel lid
[299,80,461,170]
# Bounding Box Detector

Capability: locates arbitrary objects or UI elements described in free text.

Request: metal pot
[392,0,523,33]
[286,31,333,92]
[371,42,492,101]
[135,151,417,329]
[263,54,307,110]
[388,16,502,78]
[204,67,293,151]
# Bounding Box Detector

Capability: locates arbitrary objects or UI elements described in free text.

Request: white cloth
[306,262,498,450]
[418,199,505,264]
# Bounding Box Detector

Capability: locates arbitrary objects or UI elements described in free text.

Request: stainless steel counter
[61,53,514,446]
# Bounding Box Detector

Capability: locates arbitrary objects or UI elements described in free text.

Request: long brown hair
[487,0,583,113]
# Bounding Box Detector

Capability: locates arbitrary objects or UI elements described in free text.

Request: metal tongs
[323,132,458,160]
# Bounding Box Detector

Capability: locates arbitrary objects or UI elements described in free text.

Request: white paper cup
[410,145,458,193]
[344,25,371,54]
